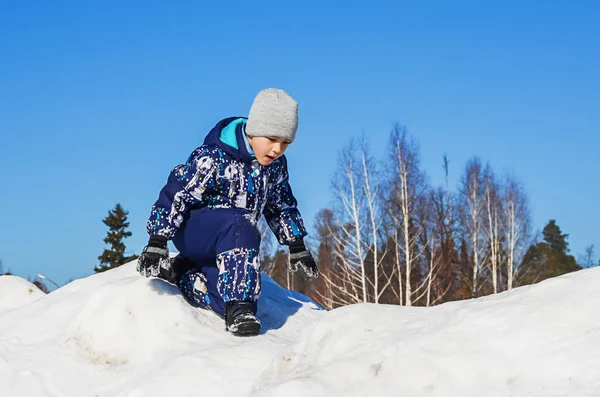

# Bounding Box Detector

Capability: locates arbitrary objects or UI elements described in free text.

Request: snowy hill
[1,263,599,396]
[0,276,46,311]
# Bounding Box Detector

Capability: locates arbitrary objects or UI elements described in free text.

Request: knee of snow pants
[172,208,262,315]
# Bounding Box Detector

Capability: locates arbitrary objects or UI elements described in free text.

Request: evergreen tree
[542,219,569,254]
[95,203,138,273]
[517,220,580,286]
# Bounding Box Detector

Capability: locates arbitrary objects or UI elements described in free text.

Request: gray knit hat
[246,88,298,142]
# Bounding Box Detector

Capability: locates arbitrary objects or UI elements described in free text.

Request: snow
[1,263,599,396]
[0,275,45,311]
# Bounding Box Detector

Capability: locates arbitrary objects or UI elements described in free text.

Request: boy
[137,88,318,337]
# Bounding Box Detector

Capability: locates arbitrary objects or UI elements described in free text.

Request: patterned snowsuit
[146,117,307,316]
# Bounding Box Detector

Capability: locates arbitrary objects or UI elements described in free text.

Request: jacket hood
[203,117,255,163]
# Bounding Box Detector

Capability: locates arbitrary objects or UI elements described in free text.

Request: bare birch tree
[311,209,368,309]
[387,124,427,306]
[483,164,502,293]
[501,174,531,289]
[360,138,391,303]
[578,245,596,268]
[458,157,486,297]
[332,140,368,302]
[318,137,389,305]
[423,235,449,306]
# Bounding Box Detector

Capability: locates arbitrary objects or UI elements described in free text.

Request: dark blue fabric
[172,207,262,316]
[146,117,308,245]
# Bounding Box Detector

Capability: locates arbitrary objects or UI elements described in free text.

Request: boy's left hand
[289,240,319,279]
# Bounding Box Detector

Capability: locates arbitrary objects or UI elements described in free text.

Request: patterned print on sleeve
[146,147,218,239]
[263,157,308,245]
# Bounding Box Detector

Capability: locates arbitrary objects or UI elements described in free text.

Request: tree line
[262,124,597,309]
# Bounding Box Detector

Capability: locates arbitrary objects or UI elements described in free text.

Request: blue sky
[1,1,598,288]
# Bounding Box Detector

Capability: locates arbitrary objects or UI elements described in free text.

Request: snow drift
[0,262,599,396]
[0,275,45,311]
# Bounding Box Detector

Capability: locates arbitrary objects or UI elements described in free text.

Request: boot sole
[227,320,261,337]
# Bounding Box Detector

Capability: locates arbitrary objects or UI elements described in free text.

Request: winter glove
[137,235,171,277]
[289,240,319,279]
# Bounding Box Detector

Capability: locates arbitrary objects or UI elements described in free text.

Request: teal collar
[242,124,255,156]
[219,118,255,157]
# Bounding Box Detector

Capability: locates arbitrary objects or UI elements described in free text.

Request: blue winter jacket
[146,117,308,246]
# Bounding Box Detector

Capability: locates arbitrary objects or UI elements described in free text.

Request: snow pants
[172,208,261,317]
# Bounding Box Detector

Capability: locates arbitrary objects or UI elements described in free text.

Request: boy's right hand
[137,235,170,277]
[289,240,319,279]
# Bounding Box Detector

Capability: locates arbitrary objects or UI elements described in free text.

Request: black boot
[158,254,196,286]
[225,301,261,337]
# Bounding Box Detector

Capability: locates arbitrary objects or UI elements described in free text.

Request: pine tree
[95,203,138,273]
[542,219,569,254]
[517,220,580,286]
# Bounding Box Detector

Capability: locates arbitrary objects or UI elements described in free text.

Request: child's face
[247,136,291,166]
